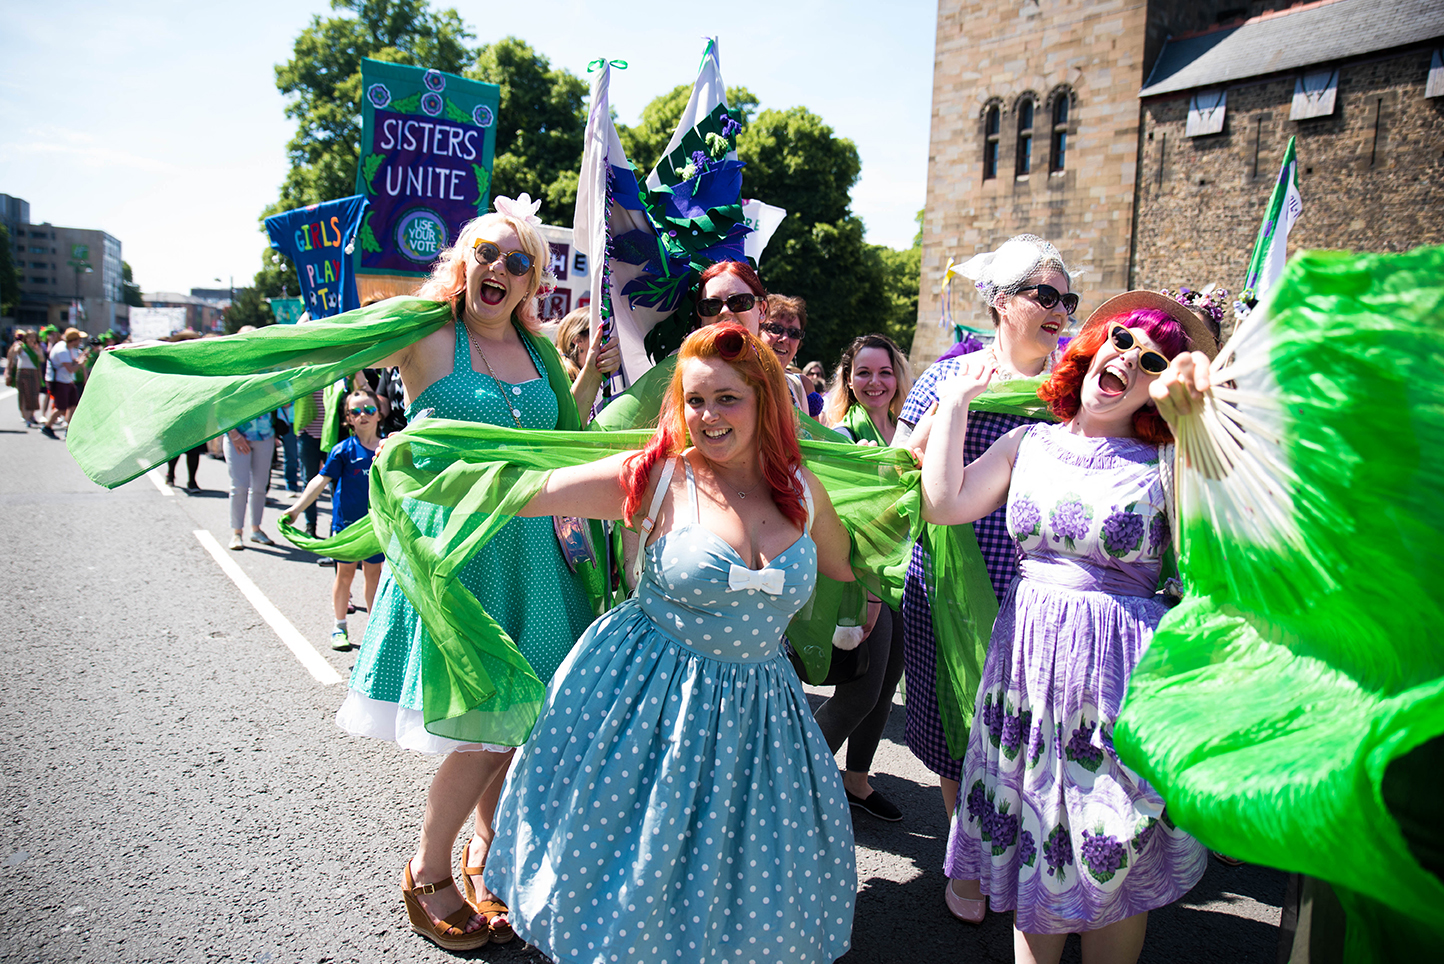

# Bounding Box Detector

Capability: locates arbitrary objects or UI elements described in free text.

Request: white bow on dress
[727,564,785,595]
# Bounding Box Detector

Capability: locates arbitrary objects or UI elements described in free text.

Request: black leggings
[166,446,204,487]
[814,603,907,774]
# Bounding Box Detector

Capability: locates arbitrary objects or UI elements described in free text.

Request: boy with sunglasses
[284,388,386,650]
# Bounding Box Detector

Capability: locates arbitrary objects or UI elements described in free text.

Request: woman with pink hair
[339,198,597,951]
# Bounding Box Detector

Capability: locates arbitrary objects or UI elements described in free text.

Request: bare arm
[920,357,1026,525]
[517,450,634,521]
[570,324,621,428]
[283,472,333,522]
[804,468,856,583]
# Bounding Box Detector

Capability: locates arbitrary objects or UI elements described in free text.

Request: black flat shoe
[846,788,903,822]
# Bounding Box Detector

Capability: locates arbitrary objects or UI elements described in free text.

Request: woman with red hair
[482,322,860,963]
[921,292,1216,964]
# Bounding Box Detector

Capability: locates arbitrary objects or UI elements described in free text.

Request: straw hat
[62,327,83,342]
[1081,290,1219,360]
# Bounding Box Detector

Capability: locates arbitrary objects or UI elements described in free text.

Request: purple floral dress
[943,423,1206,933]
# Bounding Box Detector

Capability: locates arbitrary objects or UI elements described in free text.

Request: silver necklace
[465,324,524,426]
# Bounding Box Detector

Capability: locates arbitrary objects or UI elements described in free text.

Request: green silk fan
[1115,246,1444,962]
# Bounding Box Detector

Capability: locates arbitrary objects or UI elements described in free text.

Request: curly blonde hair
[414,212,556,331]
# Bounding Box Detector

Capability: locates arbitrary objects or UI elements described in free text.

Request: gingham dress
[899,351,1048,780]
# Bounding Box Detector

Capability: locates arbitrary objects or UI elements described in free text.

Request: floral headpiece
[1161,285,1228,336]
[494,193,542,226]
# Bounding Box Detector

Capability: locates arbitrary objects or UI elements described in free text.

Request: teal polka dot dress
[485,459,856,962]
[337,321,596,752]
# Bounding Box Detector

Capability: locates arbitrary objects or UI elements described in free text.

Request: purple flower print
[1027,721,1046,768]
[1018,829,1038,868]
[1066,720,1104,772]
[1080,830,1130,883]
[981,694,1004,747]
[1050,497,1093,545]
[983,807,1019,856]
[419,91,444,117]
[965,780,989,822]
[1149,511,1170,552]
[1011,497,1042,539]
[1101,509,1145,557]
[1043,824,1073,879]
[423,69,446,92]
[1131,819,1157,854]
[1000,708,1031,761]
[367,83,392,109]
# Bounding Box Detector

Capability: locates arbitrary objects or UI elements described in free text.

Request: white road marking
[192,529,343,685]
[145,469,175,496]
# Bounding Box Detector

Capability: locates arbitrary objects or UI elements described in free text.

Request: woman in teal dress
[484,323,860,963]
[336,199,597,951]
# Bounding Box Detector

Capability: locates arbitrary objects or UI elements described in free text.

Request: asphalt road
[0,406,1286,963]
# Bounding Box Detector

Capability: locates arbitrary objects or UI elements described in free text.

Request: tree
[735,106,886,371]
[223,288,275,334]
[0,225,18,318]
[874,210,924,355]
[617,84,759,176]
[120,261,144,308]
[269,0,474,215]
[467,38,588,226]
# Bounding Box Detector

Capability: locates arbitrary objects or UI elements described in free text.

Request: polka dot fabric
[486,506,855,962]
[338,321,596,751]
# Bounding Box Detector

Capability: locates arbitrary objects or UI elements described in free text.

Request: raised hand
[1151,351,1212,425]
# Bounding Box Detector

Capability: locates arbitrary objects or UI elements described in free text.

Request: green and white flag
[1240,135,1303,308]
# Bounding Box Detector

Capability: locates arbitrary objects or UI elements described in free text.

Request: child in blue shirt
[283,388,384,650]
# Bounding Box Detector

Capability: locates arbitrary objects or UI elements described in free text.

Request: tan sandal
[461,838,515,944]
[401,861,490,951]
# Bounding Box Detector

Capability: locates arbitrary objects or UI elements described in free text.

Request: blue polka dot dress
[337,320,596,752]
[485,458,856,963]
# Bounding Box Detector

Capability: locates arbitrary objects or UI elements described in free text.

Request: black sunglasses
[1108,325,1170,374]
[471,239,533,277]
[759,321,804,342]
[1017,283,1079,314]
[696,293,757,317]
[347,404,378,416]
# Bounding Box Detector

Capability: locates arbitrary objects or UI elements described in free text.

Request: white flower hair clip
[494,193,543,226]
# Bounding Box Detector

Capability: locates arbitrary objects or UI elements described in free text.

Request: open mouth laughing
[478,278,507,306]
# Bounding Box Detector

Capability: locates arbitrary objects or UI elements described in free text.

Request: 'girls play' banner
[264,195,369,318]
[354,59,501,277]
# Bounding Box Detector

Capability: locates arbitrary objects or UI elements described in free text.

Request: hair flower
[494,193,543,226]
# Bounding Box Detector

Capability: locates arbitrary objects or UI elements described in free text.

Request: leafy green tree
[120,261,144,308]
[736,106,886,371]
[0,225,18,317]
[617,84,759,175]
[873,210,923,355]
[252,248,299,300]
[223,288,275,334]
[269,0,474,215]
[467,38,588,226]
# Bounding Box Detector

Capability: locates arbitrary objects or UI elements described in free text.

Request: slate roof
[1139,0,1444,96]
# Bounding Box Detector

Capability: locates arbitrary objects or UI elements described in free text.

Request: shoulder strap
[795,468,815,534]
[632,457,679,591]
[682,459,701,525]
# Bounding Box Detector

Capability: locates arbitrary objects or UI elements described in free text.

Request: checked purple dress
[943,423,1206,933]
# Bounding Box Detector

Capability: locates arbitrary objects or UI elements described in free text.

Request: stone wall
[1131,47,1444,305]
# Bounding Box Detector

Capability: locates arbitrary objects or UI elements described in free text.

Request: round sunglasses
[1017,283,1080,314]
[1108,325,1170,374]
[696,293,757,317]
[471,239,533,277]
[759,321,804,342]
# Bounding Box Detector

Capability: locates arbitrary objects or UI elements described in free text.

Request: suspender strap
[796,468,815,534]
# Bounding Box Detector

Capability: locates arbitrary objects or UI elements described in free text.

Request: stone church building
[911,0,1444,363]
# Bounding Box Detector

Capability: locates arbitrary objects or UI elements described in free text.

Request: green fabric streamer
[1114,246,1444,961]
[288,420,921,736]
[840,404,886,446]
[321,379,346,452]
[66,298,455,488]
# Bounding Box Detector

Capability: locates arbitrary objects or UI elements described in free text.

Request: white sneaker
[228,533,244,550]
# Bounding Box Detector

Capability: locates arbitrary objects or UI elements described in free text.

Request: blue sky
[0,0,936,294]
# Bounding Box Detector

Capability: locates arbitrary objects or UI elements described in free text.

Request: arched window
[1016,96,1035,176]
[1050,94,1069,172]
[983,105,1001,179]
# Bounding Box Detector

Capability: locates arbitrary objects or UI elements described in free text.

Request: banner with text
[355,59,501,277]
[265,195,368,318]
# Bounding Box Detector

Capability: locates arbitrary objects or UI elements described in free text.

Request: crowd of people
[44,203,1258,964]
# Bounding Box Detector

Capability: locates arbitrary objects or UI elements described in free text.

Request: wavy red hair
[622,323,806,530]
[1038,307,1188,444]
